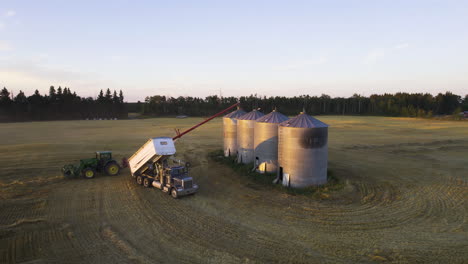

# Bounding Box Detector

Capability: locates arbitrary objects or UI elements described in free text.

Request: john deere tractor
[62,151,122,179]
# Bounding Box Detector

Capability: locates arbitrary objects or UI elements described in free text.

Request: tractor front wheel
[105,162,120,176]
[63,170,73,178]
[82,168,96,179]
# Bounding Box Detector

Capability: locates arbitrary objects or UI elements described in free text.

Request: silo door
[282,173,289,187]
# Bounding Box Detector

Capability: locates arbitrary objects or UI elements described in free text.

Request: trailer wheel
[82,168,95,179]
[143,178,152,188]
[136,175,144,185]
[171,188,178,199]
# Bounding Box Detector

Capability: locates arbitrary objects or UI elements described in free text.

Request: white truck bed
[128,137,176,175]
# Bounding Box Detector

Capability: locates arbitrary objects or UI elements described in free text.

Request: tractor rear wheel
[136,175,144,185]
[143,178,152,188]
[105,162,120,176]
[82,168,96,179]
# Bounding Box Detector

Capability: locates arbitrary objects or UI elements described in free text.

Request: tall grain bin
[223,107,246,157]
[254,109,289,174]
[237,109,264,164]
[278,112,329,187]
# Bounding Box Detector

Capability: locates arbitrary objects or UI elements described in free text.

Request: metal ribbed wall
[237,110,264,164]
[223,108,246,157]
[278,113,328,187]
[254,110,289,173]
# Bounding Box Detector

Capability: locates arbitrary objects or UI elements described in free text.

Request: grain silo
[223,107,246,157]
[237,109,264,164]
[254,109,289,174]
[278,111,329,187]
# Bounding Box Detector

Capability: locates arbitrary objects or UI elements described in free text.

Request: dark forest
[1,86,467,122]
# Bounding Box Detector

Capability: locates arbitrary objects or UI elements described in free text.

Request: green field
[0,116,467,263]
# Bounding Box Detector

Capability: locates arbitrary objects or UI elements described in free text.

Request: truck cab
[138,160,198,198]
[165,166,197,197]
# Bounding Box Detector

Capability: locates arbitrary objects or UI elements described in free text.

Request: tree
[105,88,112,103]
[112,90,119,104]
[417,108,426,118]
[435,92,461,115]
[0,87,13,120]
[57,86,63,98]
[48,86,57,102]
[14,90,27,104]
[0,87,12,104]
[97,89,105,103]
[462,95,468,111]
[119,90,124,104]
[30,90,42,101]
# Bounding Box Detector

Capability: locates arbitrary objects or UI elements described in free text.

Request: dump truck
[128,137,197,198]
[128,102,240,198]
[62,151,122,179]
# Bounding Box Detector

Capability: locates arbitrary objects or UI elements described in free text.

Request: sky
[0,0,467,102]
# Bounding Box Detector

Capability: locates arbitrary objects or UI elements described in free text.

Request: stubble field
[0,116,467,263]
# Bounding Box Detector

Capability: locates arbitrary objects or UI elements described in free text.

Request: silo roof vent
[279,112,328,128]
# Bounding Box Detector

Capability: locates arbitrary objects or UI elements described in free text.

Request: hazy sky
[0,0,467,101]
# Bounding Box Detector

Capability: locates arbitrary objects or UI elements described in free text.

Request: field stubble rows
[0,116,467,263]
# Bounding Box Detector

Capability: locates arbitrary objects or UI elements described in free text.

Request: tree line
[140,92,468,117]
[1,87,467,122]
[0,86,127,122]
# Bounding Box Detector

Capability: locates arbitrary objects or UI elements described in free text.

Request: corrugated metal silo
[278,112,329,187]
[223,107,246,157]
[254,109,289,174]
[237,109,264,164]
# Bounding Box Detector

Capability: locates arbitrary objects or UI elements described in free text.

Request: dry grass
[0,116,467,263]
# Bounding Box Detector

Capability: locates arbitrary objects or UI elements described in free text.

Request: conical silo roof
[279,112,328,128]
[224,107,246,118]
[256,109,289,123]
[237,109,264,120]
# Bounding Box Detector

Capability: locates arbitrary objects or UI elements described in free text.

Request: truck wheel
[105,162,120,176]
[136,175,144,185]
[143,178,152,188]
[171,188,178,199]
[82,168,95,179]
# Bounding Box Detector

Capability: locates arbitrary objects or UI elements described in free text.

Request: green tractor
[62,151,123,179]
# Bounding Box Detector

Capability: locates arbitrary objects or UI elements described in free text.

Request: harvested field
[0,116,467,263]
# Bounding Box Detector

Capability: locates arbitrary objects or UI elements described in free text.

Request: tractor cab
[96,151,113,170]
[96,151,113,162]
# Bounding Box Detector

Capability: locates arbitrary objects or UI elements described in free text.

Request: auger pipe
[173,102,240,141]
